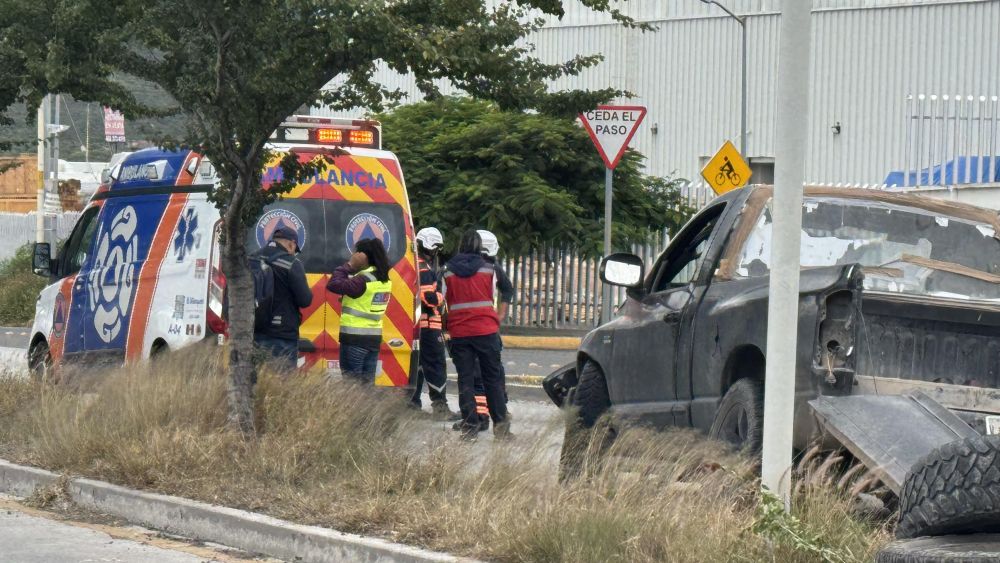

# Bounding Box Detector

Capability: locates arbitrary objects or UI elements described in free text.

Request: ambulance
[27,116,419,386]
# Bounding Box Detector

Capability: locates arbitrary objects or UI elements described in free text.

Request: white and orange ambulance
[28,116,419,386]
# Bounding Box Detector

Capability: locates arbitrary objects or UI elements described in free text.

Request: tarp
[884,156,1000,187]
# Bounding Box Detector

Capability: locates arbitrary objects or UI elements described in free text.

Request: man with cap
[410,227,459,419]
[252,225,313,371]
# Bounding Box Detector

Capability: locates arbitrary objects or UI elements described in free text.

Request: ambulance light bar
[271,115,381,149]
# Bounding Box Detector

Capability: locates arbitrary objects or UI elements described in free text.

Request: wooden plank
[855,375,1000,415]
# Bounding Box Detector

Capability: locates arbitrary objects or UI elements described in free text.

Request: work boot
[432,401,461,421]
[494,412,513,440]
[459,422,479,442]
[479,415,490,432]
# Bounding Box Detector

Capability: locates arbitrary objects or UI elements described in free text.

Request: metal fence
[500,183,716,329]
[0,212,80,263]
[901,94,1000,187]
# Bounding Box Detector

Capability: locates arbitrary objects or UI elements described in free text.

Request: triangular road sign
[579,105,647,170]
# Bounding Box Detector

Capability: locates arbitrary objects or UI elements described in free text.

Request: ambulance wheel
[150,340,169,360]
[559,361,614,482]
[28,341,52,383]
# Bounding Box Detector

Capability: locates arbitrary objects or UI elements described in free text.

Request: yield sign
[579,105,647,169]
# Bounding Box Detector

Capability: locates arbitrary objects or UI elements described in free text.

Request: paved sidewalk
[0,496,263,562]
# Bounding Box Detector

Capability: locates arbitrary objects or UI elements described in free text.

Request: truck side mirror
[600,253,645,288]
[32,242,52,277]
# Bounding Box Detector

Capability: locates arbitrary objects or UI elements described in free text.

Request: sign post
[579,105,646,323]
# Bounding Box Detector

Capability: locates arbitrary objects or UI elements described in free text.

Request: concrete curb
[0,459,479,563]
[501,335,580,350]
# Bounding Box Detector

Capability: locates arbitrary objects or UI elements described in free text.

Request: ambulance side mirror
[32,242,52,277]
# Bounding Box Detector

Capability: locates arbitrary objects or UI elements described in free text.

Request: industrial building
[316,0,1000,188]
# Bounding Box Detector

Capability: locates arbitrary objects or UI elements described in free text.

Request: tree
[380,97,693,256]
[1,0,649,435]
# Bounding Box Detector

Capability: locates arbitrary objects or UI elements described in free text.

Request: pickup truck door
[609,203,727,427]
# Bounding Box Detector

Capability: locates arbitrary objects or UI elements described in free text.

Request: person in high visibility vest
[327,238,393,384]
[450,229,514,432]
[409,227,459,419]
[442,230,511,439]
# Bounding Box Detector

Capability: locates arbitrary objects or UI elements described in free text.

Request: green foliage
[0,244,47,326]
[381,98,693,255]
[751,488,855,563]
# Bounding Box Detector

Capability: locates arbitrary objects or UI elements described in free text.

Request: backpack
[249,253,275,332]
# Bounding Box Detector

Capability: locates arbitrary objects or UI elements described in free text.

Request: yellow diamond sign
[702,141,751,195]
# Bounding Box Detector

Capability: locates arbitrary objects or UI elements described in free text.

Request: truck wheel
[708,378,764,454]
[876,535,1000,562]
[559,361,612,481]
[897,435,1000,539]
[28,341,51,384]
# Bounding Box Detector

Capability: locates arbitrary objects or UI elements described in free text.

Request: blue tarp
[884,156,1000,187]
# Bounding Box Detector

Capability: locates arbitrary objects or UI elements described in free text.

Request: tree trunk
[222,176,257,438]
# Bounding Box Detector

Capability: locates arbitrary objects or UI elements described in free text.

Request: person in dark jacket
[443,230,511,440]
[327,238,393,384]
[253,226,313,371]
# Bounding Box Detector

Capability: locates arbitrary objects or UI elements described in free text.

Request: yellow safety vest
[340,267,393,336]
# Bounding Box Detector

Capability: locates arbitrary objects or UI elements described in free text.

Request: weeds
[0,351,892,561]
[0,243,48,326]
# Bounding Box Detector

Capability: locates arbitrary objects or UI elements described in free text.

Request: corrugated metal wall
[315,0,1000,185]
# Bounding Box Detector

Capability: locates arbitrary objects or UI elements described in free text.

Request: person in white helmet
[451,229,514,432]
[410,227,459,420]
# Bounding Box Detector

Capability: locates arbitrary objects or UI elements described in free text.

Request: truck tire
[708,378,764,454]
[897,435,1000,539]
[876,535,1000,562]
[559,361,612,481]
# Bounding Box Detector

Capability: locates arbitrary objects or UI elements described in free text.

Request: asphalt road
[0,496,269,563]
[0,327,575,381]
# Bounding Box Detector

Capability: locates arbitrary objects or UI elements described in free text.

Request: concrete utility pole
[761,0,811,510]
[36,95,48,243]
[700,0,748,157]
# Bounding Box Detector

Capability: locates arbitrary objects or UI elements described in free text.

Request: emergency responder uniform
[328,264,393,383]
[443,231,511,439]
[451,229,513,431]
[409,228,458,419]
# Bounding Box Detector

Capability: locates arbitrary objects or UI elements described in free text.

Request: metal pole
[602,166,613,323]
[36,95,48,243]
[762,0,811,511]
[52,94,61,216]
[740,17,748,157]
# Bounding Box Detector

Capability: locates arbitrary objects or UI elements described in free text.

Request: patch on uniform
[256,209,306,250]
[52,292,66,338]
[345,213,391,253]
[372,292,391,305]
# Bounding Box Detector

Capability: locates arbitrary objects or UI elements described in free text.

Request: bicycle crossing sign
[703,141,751,194]
[579,105,647,169]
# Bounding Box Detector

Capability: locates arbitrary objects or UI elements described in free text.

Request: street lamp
[700,0,748,158]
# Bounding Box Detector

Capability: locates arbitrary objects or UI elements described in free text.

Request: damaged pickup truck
[546,185,1000,472]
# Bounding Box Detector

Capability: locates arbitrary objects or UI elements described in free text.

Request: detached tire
[559,361,612,481]
[708,378,764,454]
[876,535,1000,563]
[897,435,1000,539]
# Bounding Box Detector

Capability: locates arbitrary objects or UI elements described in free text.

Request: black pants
[410,328,447,405]
[451,333,507,426]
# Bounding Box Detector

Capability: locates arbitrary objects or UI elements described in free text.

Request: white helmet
[477,229,499,257]
[415,227,444,251]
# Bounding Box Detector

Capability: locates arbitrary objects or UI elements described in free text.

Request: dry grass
[0,351,892,562]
